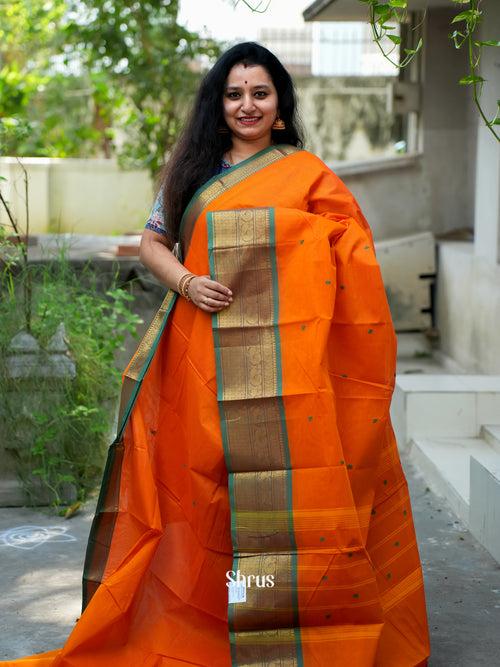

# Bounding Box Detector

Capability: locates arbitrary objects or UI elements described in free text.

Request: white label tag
[228,580,247,603]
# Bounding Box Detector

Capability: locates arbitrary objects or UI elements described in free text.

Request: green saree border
[116,289,178,439]
[269,210,301,650]
[207,208,303,666]
[82,288,178,611]
[178,144,301,261]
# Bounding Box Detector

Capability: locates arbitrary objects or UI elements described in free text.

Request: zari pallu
[3,145,431,666]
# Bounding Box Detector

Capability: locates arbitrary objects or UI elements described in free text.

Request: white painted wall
[0,157,154,235]
[433,0,500,372]
[472,0,500,264]
[436,241,500,374]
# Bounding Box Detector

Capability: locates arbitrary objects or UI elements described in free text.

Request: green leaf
[374,3,392,15]
[492,118,500,125]
[451,0,471,3]
[403,38,422,55]
[388,0,406,6]
[387,35,402,44]
[474,40,500,47]
[451,10,481,24]
[459,74,485,85]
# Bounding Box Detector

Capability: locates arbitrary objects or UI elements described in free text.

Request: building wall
[296,76,399,163]
[436,241,500,374]
[334,156,431,241]
[421,8,477,237]
[472,0,500,262]
[435,0,500,372]
[0,157,154,235]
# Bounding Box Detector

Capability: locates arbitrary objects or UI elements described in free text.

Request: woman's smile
[237,115,262,125]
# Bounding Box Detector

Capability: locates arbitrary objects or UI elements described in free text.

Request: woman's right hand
[187,275,233,312]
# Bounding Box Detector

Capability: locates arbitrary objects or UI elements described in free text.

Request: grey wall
[303,7,479,244]
[335,156,431,241]
[421,8,477,236]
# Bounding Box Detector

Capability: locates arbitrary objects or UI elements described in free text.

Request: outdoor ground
[1,452,499,665]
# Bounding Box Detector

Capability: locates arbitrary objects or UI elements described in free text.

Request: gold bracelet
[177,272,193,293]
[177,272,193,297]
[177,272,196,301]
[182,274,197,301]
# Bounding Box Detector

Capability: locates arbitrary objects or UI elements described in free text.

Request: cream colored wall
[0,157,154,235]
[436,241,500,374]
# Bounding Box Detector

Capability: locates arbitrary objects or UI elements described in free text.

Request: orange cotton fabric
[2,148,431,666]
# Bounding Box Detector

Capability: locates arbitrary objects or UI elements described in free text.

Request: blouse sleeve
[144,189,168,237]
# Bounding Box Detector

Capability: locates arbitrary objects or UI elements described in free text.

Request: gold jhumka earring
[272,116,286,130]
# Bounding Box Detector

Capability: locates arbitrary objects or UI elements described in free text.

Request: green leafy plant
[0,168,143,510]
[358,0,498,140]
[0,247,143,509]
[449,0,499,140]
[357,0,423,68]
[0,0,221,177]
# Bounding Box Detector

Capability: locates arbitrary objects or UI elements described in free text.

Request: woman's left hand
[187,275,233,312]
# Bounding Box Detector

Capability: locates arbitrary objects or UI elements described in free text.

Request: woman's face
[222,63,279,143]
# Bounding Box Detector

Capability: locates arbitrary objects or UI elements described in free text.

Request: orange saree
[3,144,431,666]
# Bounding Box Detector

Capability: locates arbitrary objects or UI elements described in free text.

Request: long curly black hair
[157,41,304,248]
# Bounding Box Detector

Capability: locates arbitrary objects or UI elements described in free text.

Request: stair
[408,433,500,525]
[481,424,500,452]
[391,334,500,564]
[391,373,500,452]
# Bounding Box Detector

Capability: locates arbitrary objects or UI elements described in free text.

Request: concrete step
[409,435,500,526]
[391,374,500,451]
[470,456,500,564]
[409,436,478,525]
[481,424,500,452]
[395,332,467,375]
[409,433,500,565]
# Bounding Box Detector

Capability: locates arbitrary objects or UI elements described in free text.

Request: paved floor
[1,452,499,664]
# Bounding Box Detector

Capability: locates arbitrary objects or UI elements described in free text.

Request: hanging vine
[449,0,499,141]
[235,0,499,141]
[233,0,271,13]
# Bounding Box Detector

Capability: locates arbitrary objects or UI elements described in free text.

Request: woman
[4,42,430,666]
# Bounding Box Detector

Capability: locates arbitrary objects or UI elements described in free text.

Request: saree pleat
[2,145,430,666]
